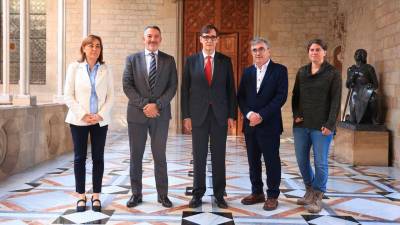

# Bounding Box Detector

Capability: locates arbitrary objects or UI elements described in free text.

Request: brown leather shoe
[263,198,278,211]
[241,194,265,205]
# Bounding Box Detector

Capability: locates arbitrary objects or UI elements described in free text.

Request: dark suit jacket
[181,52,237,126]
[237,60,288,135]
[123,50,178,123]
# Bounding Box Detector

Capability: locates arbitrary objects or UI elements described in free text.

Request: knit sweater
[292,61,342,131]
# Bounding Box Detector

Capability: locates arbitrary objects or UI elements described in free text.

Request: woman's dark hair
[307,38,327,52]
[78,34,105,64]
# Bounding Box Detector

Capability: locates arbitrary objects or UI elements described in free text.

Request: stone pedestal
[333,122,389,166]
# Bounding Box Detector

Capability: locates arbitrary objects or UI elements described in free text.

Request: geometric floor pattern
[0,130,400,224]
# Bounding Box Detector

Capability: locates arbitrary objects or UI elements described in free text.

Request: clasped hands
[143,103,159,118]
[82,113,103,124]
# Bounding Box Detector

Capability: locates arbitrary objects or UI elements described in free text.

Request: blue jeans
[293,127,333,192]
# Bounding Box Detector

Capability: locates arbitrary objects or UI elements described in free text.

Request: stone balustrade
[0,104,73,180]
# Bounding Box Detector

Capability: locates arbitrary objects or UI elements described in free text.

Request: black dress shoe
[188,196,202,208]
[76,196,87,212]
[215,197,228,209]
[91,196,101,212]
[158,195,172,208]
[126,194,142,208]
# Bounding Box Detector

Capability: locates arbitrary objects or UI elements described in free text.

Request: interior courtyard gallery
[1,0,400,224]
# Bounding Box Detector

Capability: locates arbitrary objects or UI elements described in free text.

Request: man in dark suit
[123,25,177,208]
[237,37,288,211]
[181,24,237,209]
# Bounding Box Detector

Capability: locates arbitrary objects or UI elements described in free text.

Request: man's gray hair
[144,25,161,35]
[250,37,270,48]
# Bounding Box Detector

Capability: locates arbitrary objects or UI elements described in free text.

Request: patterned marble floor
[0,130,400,225]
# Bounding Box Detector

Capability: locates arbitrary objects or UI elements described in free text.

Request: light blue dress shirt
[86,62,100,114]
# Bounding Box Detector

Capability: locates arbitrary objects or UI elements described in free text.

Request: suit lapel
[211,53,221,87]
[197,53,209,86]
[139,51,150,88]
[78,63,91,87]
[250,66,257,95]
[154,51,165,89]
[95,65,105,88]
[258,60,274,94]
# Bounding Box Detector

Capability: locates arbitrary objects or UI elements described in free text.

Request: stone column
[14,0,36,106]
[53,0,66,102]
[253,0,262,37]
[175,0,183,133]
[83,0,91,37]
[0,0,12,104]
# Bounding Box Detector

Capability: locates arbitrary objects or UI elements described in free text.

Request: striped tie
[149,52,157,91]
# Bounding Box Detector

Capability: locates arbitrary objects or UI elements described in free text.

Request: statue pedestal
[333,122,388,166]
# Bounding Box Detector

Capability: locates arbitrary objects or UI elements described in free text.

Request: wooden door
[183,0,254,135]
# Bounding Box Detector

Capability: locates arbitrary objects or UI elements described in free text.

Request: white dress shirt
[246,59,270,119]
[145,49,159,75]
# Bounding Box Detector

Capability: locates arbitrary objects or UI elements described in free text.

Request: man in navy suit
[237,37,288,211]
[181,24,237,209]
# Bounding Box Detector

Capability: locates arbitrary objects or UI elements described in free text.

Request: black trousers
[244,131,281,198]
[70,124,108,194]
[192,107,227,199]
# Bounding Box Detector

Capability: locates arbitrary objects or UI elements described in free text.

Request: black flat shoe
[158,195,172,208]
[91,196,101,212]
[126,194,142,208]
[215,197,228,209]
[76,196,87,212]
[188,196,202,208]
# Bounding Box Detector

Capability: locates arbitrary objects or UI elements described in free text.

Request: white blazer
[64,62,114,127]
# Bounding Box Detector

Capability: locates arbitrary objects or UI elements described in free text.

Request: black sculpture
[344,49,380,124]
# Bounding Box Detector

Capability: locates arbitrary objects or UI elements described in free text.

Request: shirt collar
[84,61,100,69]
[145,49,159,56]
[254,59,270,71]
[202,51,215,59]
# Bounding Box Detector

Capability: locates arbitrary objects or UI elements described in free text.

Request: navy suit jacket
[237,60,288,135]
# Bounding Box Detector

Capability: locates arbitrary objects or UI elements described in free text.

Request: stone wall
[0,104,73,180]
[257,0,339,135]
[3,0,400,167]
[89,0,179,131]
[8,0,180,131]
[338,0,400,167]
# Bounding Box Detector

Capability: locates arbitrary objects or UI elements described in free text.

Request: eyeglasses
[201,35,218,42]
[251,47,266,54]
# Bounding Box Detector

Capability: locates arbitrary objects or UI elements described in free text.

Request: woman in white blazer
[64,34,114,212]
